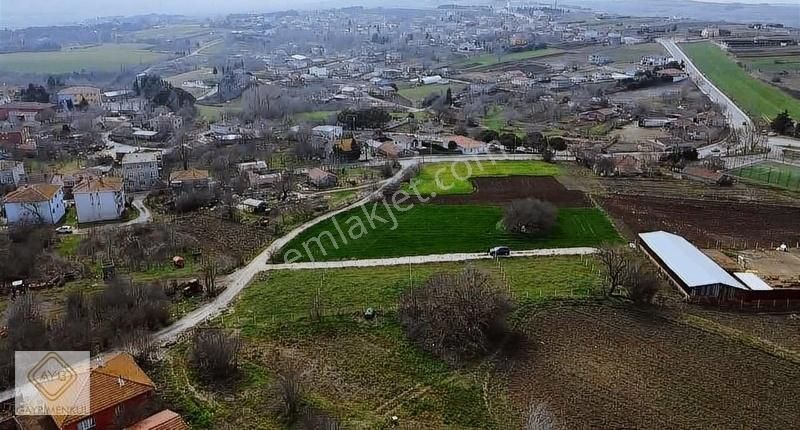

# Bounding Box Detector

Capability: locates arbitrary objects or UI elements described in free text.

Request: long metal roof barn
[638,231,746,290]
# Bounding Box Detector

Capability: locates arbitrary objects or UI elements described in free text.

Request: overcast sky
[1,0,798,28]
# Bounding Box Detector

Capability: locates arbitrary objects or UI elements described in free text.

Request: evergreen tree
[445,87,453,105]
[770,110,794,135]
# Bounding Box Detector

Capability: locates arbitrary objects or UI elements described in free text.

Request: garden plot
[504,305,800,429]
[432,176,591,207]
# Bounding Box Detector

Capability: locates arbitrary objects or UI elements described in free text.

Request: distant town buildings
[58,86,102,108]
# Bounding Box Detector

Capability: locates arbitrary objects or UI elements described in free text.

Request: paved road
[659,38,800,159]
[658,38,751,129]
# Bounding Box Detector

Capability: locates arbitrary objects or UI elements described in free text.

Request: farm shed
[638,231,747,297]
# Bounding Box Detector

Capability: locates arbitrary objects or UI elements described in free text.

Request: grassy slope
[278,204,619,262]
[0,44,168,73]
[680,42,800,120]
[159,257,601,429]
[406,161,560,195]
[744,56,800,73]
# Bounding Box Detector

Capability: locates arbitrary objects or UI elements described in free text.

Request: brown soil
[599,194,800,247]
[503,304,800,430]
[433,176,591,207]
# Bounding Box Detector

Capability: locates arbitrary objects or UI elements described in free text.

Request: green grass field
[157,256,600,429]
[744,56,800,73]
[454,48,563,69]
[731,161,800,191]
[406,161,560,196]
[293,110,340,123]
[680,42,800,120]
[131,25,211,40]
[277,204,619,262]
[196,102,242,122]
[397,83,466,104]
[0,44,169,73]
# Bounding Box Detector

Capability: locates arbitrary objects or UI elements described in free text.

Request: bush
[625,263,661,305]
[541,148,554,163]
[398,267,513,364]
[191,328,242,381]
[272,367,304,423]
[503,199,558,236]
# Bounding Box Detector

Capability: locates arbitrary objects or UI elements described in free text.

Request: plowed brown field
[600,194,800,247]
[504,305,800,430]
[433,176,591,207]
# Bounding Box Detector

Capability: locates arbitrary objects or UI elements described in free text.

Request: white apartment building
[121,152,160,191]
[73,177,126,223]
[0,160,25,186]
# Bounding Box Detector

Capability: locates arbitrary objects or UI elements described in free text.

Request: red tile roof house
[307,167,338,189]
[44,353,157,430]
[445,135,488,155]
[125,410,189,430]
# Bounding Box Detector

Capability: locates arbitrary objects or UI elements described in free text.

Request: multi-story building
[0,160,25,186]
[57,86,103,108]
[121,152,160,191]
[2,183,65,224]
[73,177,126,223]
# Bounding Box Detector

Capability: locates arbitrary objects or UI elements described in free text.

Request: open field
[731,161,800,191]
[406,161,560,196]
[293,109,340,123]
[744,55,800,73]
[156,257,601,429]
[277,203,619,262]
[600,194,800,247]
[433,176,591,207]
[505,304,800,429]
[130,25,211,40]
[397,83,465,104]
[454,48,563,69]
[196,102,242,122]
[0,44,169,73]
[680,41,800,120]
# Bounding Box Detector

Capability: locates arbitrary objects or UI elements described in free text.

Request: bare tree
[271,367,304,423]
[191,328,242,381]
[624,263,661,305]
[503,199,558,236]
[597,246,630,297]
[398,267,512,364]
[729,123,767,155]
[201,253,218,297]
[525,401,558,430]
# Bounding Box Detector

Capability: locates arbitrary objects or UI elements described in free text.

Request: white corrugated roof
[639,231,746,290]
[734,273,773,291]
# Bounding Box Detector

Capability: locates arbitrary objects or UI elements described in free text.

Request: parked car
[55,226,74,234]
[488,246,511,257]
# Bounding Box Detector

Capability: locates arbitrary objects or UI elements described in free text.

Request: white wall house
[121,152,160,191]
[0,160,25,186]
[73,177,125,223]
[2,184,65,224]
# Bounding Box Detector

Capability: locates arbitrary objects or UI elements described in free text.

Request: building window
[76,416,96,430]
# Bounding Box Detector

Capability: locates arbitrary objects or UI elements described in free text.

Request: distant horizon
[0,0,798,28]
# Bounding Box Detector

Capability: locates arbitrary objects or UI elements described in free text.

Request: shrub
[191,328,242,381]
[625,263,661,305]
[398,267,512,364]
[272,367,304,423]
[503,199,558,236]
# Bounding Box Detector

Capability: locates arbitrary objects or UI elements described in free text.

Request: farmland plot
[600,194,800,247]
[504,305,800,429]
